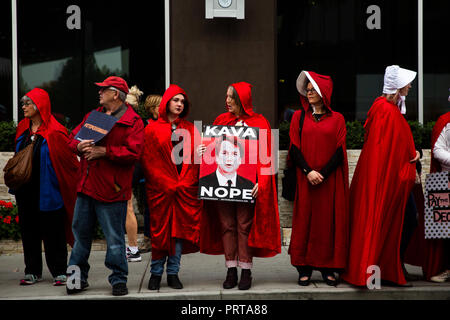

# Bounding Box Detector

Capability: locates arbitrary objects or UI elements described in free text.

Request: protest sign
[198,125,259,203]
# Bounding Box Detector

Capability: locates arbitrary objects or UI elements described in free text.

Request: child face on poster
[216,140,242,175]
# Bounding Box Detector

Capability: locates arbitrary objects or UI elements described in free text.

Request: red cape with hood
[404,112,450,280]
[341,96,417,286]
[288,72,349,269]
[15,88,79,246]
[199,82,281,258]
[140,84,202,260]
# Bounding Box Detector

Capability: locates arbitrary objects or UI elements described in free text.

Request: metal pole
[418,0,424,124]
[11,0,18,123]
[165,0,170,89]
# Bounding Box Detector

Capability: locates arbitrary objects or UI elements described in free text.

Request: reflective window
[278,0,418,121]
[17,0,165,127]
[423,1,450,123]
[0,1,12,121]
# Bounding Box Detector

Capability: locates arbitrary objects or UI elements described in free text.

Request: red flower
[15,216,19,224]
[3,216,11,224]
[0,200,6,207]
[5,202,13,209]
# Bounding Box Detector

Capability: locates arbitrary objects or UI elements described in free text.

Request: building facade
[0,0,448,128]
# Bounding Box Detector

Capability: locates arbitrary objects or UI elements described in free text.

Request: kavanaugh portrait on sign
[198,125,258,203]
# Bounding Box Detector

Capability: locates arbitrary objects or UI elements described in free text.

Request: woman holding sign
[288,71,349,287]
[141,84,202,290]
[199,82,281,290]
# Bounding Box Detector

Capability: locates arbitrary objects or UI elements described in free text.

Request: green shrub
[278,120,291,150]
[278,119,436,150]
[0,121,17,152]
[345,121,365,149]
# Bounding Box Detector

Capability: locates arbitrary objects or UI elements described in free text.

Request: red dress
[199,82,281,258]
[404,112,450,280]
[288,72,349,270]
[342,97,417,286]
[15,88,79,246]
[140,84,202,260]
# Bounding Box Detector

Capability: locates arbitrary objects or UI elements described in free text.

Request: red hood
[297,71,333,112]
[158,84,190,123]
[229,82,255,117]
[15,88,66,142]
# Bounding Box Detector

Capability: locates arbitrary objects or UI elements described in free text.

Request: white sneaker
[127,248,142,262]
[430,270,450,283]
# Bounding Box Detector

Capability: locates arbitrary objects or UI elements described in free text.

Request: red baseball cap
[95,76,129,94]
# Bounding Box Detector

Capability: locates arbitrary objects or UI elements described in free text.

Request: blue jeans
[68,194,128,286]
[151,239,183,276]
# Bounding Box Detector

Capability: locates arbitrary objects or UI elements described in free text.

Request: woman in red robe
[288,71,349,287]
[199,82,281,290]
[406,112,450,282]
[13,88,79,285]
[141,84,202,290]
[342,65,419,287]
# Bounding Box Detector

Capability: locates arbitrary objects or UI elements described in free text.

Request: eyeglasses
[99,86,118,93]
[306,88,317,94]
[20,100,34,107]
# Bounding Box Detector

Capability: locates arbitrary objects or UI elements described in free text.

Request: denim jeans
[68,194,128,286]
[151,238,183,276]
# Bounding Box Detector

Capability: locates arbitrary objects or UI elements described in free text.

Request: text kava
[204,126,257,139]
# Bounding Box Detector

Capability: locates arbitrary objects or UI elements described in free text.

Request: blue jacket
[16,133,64,211]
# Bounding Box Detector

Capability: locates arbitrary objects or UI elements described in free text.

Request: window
[17,0,165,126]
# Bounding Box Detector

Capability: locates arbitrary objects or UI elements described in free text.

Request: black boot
[148,274,162,290]
[238,269,252,290]
[223,267,238,289]
[167,274,183,289]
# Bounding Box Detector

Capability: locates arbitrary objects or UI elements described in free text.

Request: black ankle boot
[167,274,183,289]
[238,269,252,290]
[223,267,238,289]
[148,274,162,290]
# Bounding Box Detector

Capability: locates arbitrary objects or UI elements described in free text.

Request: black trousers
[17,202,68,278]
[400,192,419,261]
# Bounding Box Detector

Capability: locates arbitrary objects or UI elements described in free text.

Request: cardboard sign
[74,110,117,143]
[424,171,450,239]
[198,125,259,203]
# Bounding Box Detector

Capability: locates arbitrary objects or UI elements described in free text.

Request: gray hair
[118,90,127,102]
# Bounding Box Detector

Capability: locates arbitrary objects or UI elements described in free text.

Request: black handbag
[281,110,305,201]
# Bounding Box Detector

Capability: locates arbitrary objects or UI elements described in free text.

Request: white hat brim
[397,68,417,89]
[296,71,322,98]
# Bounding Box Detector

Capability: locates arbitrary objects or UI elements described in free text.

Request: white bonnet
[383,65,416,94]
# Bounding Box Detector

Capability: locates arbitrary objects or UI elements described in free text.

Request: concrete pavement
[0,246,449,300]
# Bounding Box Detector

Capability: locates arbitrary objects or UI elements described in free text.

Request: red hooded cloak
[15,88,79,246]
[288,72,349,269]
[199,82,281,258]
[404,112,450,280]
[342,96,417,286]
[140,84,202,260]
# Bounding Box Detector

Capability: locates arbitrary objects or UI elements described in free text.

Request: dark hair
[215,135,244,159]
[229,86,243,113]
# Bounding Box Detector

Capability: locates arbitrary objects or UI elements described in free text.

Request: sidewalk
[1,246,449,300]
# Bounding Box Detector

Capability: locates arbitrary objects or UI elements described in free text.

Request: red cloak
[15,88,79,247]
[199,82,281,258]
[404,112,450,280]
[288,72,349,269]
[140,84,202,260]
[342,97,417,286]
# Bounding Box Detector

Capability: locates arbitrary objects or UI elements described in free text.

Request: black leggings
[18,203,68,278]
